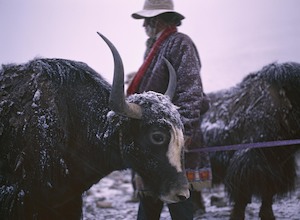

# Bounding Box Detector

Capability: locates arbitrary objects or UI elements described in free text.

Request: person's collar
[155,26,177,40]
[155,29,164,39]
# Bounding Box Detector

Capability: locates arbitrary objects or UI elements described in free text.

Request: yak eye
[150,131,168,145]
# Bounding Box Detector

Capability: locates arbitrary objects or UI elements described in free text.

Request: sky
[1,0,300,92]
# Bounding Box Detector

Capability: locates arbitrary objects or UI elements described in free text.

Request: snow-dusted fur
[201,62,300,220]
[0,58,188,219]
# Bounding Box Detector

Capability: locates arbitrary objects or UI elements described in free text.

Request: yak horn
[97,32,142,119]
[163,57,177,100]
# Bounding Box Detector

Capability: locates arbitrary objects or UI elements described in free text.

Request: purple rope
[186,139,300,153]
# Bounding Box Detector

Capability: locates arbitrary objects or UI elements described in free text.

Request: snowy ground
[82,153,300,220]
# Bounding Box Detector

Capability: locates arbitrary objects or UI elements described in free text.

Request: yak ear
[97,32,142,119]
[163,57,177,100]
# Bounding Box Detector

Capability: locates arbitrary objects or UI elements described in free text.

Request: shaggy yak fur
[201,62,300,220]
[0,54,189,219]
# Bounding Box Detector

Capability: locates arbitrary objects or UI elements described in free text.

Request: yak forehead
[127,92,185,172]
[127,91,183,129]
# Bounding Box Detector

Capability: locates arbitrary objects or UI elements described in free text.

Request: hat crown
[132,0,184,20]
[143,0,174,11]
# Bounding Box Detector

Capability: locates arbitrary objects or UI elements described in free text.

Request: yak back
[0,58,125,217]
[202,62,300,145]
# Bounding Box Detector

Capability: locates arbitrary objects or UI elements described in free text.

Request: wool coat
[135,31,210,169]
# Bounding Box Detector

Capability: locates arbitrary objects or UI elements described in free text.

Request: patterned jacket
[137,31,209,145]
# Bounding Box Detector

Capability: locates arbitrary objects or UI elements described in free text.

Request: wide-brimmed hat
[132,0,185,20]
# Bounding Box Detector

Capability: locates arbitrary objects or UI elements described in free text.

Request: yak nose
[176,188,190,202]
[177,194,188,201]
[160,188,190,203]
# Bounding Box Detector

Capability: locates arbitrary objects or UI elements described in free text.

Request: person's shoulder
[172,32,194,44]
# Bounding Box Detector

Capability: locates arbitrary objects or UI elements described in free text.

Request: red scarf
[127,26,177,95]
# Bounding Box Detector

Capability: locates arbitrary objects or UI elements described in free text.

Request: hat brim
[132,9,185,20]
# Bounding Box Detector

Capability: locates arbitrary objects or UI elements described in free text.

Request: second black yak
[201,62,300,220]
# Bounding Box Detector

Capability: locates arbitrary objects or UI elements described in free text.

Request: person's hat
[132,0,185,20]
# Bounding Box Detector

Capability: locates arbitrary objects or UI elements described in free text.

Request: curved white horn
[163,57,177,99]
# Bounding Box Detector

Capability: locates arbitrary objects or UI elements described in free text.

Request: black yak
[200,62,300,220]
[0,34,189,219]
